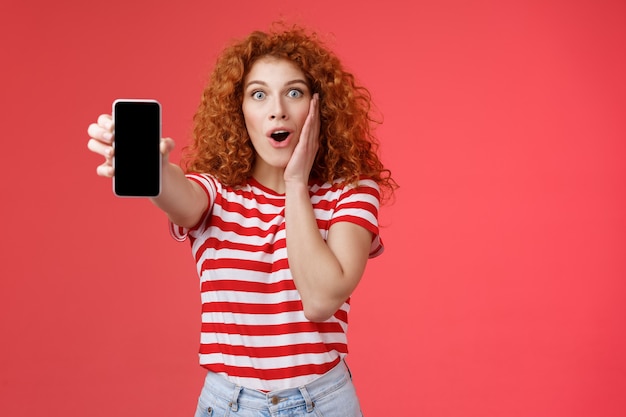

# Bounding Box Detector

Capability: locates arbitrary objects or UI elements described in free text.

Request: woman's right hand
[87,114,176,178]
[87,114,115,177]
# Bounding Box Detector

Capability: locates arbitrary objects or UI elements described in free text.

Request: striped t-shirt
[170,174,383,391]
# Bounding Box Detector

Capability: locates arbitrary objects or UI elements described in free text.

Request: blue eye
[287,89,303,98]
[252,91,265,100]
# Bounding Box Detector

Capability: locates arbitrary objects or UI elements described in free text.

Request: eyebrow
[244,79,309,90]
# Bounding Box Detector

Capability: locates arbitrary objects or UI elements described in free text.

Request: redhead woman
[87,23,396,417]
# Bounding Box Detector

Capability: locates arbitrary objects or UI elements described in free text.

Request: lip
[266,128,294,148]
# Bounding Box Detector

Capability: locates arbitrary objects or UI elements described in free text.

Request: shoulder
[185,173,220,193]
[310,177,380,204]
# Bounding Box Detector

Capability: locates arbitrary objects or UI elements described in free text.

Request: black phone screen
[113,100,161,197]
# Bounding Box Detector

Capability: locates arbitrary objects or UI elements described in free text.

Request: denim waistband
[202,360,353,412]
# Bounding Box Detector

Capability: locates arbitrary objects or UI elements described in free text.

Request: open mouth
[270,131,290,142]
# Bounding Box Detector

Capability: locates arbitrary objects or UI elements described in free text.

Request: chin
[257,157,290,171]
[259,151,294,169]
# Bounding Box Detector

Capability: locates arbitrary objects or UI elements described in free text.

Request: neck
[252,164,286,194]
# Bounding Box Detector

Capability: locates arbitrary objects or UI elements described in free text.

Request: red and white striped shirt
[170,174,383,391]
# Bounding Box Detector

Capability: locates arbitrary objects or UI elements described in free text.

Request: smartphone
[112,99,161,197]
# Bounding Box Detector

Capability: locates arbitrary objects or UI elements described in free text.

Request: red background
[1,0,625,416]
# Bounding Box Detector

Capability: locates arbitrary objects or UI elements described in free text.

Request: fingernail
[103,132,112,141]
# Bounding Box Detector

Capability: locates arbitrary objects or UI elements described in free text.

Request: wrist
[284,179,309,194]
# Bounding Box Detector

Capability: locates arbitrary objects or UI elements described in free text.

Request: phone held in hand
[112,99,162,197]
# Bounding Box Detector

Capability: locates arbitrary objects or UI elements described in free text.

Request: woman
[88,23,396,417]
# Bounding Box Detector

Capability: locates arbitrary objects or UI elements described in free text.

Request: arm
[150,160,207,229]
[87,114,207,228]
[285,182,373,322]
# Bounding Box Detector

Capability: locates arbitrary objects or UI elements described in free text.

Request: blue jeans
[194,361,363,417]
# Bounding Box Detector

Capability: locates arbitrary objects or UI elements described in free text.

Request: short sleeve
[169,173,218,242]
[329,178,384,258]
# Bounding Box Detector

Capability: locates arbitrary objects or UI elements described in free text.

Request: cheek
[242,103,260,127]
[243,113,262,135]
[295,106,311,128]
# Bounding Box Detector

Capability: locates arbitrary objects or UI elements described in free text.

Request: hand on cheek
[284,94,320,185]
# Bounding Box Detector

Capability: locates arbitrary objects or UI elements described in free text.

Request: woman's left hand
[284,93,320,185]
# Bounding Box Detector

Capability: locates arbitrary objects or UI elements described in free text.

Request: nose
[269,97,287,120]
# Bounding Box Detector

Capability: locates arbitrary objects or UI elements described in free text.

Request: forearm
[150,162,207,228]
[284,183,353,322]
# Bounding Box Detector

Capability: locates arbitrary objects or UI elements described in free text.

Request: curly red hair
[184,23,397,200]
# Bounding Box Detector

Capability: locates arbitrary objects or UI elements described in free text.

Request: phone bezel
[112,99,162,198]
